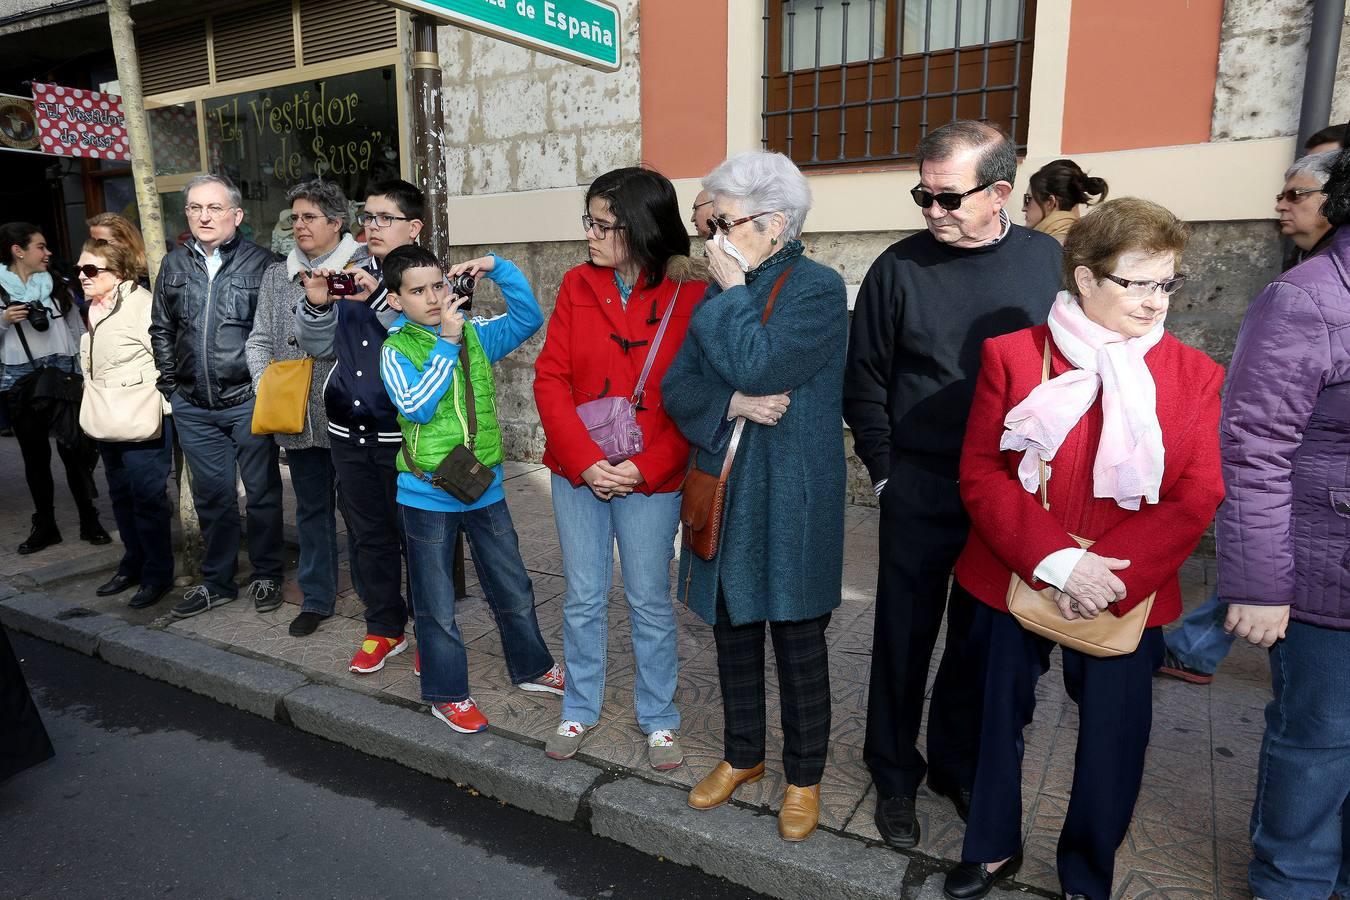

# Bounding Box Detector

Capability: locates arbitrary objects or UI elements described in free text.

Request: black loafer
[96,573,138,597]
[944,851,1023,900]
[875,793,920,849]
[928,777,973,822]
[128,583,173,609]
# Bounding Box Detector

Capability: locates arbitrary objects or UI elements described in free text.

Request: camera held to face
[325,272,359,297]
[448,271,476,297]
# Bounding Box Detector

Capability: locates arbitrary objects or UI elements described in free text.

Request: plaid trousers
[713,591,832,786]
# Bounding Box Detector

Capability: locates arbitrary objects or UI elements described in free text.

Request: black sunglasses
[910,181,994,212]
[77,264,110,278]
[707,211,773,234]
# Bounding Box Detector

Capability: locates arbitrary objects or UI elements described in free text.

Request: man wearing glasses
[149,173,284,619]
[843,121,1063,850]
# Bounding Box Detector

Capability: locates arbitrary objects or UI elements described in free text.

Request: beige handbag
[80,370,164,442]
[1005,340,1155,658]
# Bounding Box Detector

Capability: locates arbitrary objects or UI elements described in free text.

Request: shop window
[764,0,1036,168]
[148,104,202,176]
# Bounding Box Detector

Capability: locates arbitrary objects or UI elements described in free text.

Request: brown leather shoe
[778,783,820,841]
[687,760,765,810]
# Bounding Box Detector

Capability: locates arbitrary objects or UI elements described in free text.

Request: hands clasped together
[1054,552,1131,622]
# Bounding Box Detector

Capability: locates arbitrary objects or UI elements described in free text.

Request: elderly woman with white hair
[246,179,367,634]
[663,151,848,842]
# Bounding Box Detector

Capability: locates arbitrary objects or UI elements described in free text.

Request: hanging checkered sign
[32,82,130,161]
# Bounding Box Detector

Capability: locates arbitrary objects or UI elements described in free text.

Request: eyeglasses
[691,198,714,214]
[1101,273,1187,298]
[356,212,412,228]
[707,211,774,234]
[910,182,994,212]
[1022,192,1034,208]
[1274,187,1324,204]
[582,214,627,239]
[288,212,329,226]
[77,264,110,278]
[184,203,236,219]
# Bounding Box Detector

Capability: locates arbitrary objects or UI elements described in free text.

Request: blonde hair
[82,237,140,283]
[86,213,148,278]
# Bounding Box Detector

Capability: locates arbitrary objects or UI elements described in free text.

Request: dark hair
[916,120,1017,187]
[585,167,689,289]
[1321,149,1350,227]
[383,243,440,295]
[0,221,42,265]
[1062,197,1188,291]
[1029,159,1109,211]
[81,238,139,282]
[1305,123,1348,151]
[366,178,425,221]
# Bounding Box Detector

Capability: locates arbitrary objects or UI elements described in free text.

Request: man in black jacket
[150,173,284,619]
[844,121,1062,850]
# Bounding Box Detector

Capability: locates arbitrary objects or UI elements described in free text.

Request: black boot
[79,514,111,546]
[18,514,62,555]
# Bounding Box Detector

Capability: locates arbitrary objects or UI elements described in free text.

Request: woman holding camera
[77,238,174,608]
[246,180,366,629]
[0,221,108,554]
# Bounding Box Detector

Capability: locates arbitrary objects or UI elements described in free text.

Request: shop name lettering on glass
[33,99,125,150]
[209,82,382,182]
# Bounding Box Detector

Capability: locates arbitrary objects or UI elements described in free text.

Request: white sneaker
[519,663,565,696]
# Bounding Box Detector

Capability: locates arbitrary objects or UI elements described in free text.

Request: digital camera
[5,300,50,332]
[326,272,359,296]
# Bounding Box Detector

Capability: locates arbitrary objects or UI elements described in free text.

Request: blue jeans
[171,395,284,597]
[399,501,552,704]
[99,417,175,588]
[1249,621,1350,900]
[285,447,339,615]
[1164,589,1235,675]
[550,474,680,732]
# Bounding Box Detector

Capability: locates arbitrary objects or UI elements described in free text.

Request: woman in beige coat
[77,238,174,609]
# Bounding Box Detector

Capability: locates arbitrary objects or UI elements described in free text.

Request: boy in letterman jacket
[293,179,422,673]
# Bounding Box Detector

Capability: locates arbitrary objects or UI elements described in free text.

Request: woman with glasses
[942,198,1225,900]
[245,180,367,631]
[0,221,108,555]
[76,238,174,608]
[662,151,848,842]
[534,166,705,768]
[1021,159,1108,245]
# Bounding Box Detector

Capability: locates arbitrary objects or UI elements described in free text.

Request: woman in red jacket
[533,167,706,768]
[942,199,1225,900]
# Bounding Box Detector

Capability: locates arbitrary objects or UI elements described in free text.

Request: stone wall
[435,0,642,196]
[1212,0,1350,141]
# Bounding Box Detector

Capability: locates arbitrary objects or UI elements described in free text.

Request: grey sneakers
[647,729,684,770]
[546,720,589,760]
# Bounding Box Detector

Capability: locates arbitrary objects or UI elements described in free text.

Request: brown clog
[687,760,766,810]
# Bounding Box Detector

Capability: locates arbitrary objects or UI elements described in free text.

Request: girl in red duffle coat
[942,199,1225,900]
[533,166,706,767]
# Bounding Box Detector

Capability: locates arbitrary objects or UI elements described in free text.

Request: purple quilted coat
[1216,227,1350,628]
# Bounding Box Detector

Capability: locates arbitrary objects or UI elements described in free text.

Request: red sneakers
[520,663,565,696]
[349,635,407,674]
[432,698,488,733]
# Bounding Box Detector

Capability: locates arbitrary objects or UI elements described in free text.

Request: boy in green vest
[379,244,563,733]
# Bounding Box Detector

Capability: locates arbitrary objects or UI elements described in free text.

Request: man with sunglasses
[843,121,1063,850]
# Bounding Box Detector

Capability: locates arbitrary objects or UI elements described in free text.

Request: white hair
[1286,149,1339,185]
[702,151,812,241]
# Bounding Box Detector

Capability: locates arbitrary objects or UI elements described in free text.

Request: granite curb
[3,583,1051,900]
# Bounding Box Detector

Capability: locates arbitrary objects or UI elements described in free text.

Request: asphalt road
[0,633,761,900]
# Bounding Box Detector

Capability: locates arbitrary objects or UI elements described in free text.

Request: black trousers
[8,392,99,528]
[863,460,983,800]
[0,624,54,783]
[962,601,1164,900]
[330,438,408,639]
[100,417,175,588]
[713,590,832,787]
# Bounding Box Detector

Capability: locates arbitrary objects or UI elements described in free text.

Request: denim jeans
[1163,589,1235,675]
[550,474,680,733]
[285,447,339,615]
[99,417,175,588]
[399,500,553,704]
[1249,620,1350,900]
[171,394,284,597]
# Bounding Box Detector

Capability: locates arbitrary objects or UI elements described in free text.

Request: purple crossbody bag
[575,283,682,464]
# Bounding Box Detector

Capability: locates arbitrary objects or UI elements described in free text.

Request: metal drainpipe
[1295,0,1346,155]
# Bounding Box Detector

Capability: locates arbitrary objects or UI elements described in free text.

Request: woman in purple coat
[1217,148,1350,900]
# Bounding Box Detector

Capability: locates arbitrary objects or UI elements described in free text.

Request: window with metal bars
[762,0,1036,168]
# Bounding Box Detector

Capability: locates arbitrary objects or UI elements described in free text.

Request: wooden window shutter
[212,1,297,83]
[299,0,398,66]
[137,21,210,95]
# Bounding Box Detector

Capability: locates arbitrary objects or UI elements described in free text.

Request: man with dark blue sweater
[292,179,423,673]
[844,122,1063,852]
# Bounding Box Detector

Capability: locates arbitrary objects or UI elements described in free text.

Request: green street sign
[384,0,622,72]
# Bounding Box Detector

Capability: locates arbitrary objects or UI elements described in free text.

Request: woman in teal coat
[662,150,847,842]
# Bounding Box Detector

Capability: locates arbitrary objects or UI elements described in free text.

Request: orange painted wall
[1061,0,1224,153]
[639,0,728,179]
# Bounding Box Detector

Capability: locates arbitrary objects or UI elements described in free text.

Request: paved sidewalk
[0,433,1270,899]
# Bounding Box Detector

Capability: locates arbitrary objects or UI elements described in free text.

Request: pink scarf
[1000,291,1166,511]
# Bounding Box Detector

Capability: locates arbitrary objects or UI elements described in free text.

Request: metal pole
[1295,0,1345,155]
[411,15,450,261]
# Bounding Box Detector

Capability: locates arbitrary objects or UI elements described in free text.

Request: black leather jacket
[149,234,278,410]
